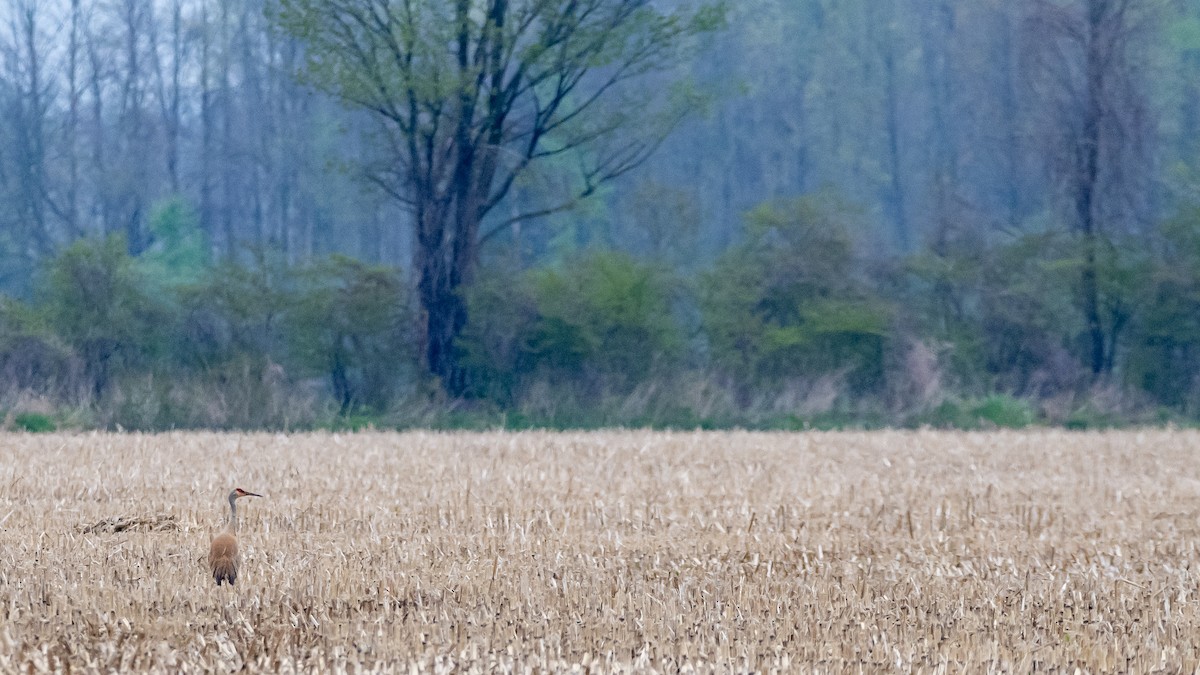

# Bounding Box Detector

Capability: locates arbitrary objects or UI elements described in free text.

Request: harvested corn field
[2,430,1200,672]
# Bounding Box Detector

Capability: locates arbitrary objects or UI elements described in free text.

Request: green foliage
[459,269,540,402]
[976,233,1081,391]
[900,229,1082,395]
[902,220,1147,400]
[40,235,167,395]
[1063,405,1123,431]
[141,196,208,288]
[175,249,294,368]
[289,256,414,412]
[12,412,55,433]
[917,395,1036,430]
[972,395,1036,429]
[1124,210,1200,410]
[530,252,683,384]
[272,0,725,395]
[701,197,890,391]
[461,251,683,401]
[0,296,83,401]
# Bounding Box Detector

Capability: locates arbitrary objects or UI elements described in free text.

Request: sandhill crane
[209,488,262,586]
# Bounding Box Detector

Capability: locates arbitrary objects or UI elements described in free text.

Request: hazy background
[0,0,1197,430]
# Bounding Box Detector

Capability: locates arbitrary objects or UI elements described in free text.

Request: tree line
[5,192,1200,431]
[1,0,1200,430]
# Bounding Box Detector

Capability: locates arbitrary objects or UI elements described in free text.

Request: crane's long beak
[244,491,263,498]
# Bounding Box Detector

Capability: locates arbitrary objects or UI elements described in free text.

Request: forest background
[0,0,1198,432]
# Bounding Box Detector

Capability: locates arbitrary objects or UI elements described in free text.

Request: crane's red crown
[234,488,262,497]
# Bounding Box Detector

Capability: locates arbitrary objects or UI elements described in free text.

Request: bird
[209,488,262,586]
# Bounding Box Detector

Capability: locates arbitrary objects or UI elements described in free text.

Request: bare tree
[274,0,722,394]
[147,0,185,194]
[1025,0,1157,375]
[65,0,83,236]
[2,1,55,256]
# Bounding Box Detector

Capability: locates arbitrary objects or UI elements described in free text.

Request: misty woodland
[0,0,1198,430]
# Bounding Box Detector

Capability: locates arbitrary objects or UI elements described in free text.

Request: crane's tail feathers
[211,557,237,586]
[209,532,239,586]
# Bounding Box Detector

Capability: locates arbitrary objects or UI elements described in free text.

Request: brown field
[2,430,1200,672]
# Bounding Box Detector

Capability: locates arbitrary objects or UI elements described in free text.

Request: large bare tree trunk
[1075,111,1104,375]
[882,48,909,251]
[416,204,476,395]
[418,261,469,395]
[66,0,82,236]
[1075,0,1112,376]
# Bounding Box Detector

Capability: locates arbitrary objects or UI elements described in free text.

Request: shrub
[289,255,415,412]
[461,251,683,401]
[972,395,1036,429]
[174,249,294,369]
[1124,211,1200,411]
[12,412,55,433]
[0,298,88,404]
[40,235,168,396]
[701,196,891,393]
[915,395,1036,429]
[529,251,683,387]
[459,269,540,402]
[900,231,1085,397]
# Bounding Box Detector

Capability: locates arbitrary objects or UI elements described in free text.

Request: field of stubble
[2,430,1200,672]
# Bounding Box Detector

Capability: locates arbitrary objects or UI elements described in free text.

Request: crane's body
[209,488,261,586]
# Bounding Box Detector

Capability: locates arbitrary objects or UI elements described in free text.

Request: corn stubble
[1,430,1199,671]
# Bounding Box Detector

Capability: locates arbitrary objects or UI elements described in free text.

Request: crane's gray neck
[227,490,239,532]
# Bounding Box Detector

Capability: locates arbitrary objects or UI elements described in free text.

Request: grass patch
[916,395,1036,430]
[12,412,56,432]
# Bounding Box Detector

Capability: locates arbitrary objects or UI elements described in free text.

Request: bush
[701,197,891,393]
[289,255,415,412]
[972,395,1036,429]
[40,235,167,396]
[461,251,683,401]
[174,249,294,369]
[459,269,539,402]
[0,298,88,403]
[1124,211,1200,411]
[900,230,1086,397]
[529,252,683,386]
[915,395,1036,429]
[12,412,55,432]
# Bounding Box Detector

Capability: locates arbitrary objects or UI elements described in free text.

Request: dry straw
[1,429,1199,671]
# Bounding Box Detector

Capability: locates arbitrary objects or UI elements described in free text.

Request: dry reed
[1,430,1199,672]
